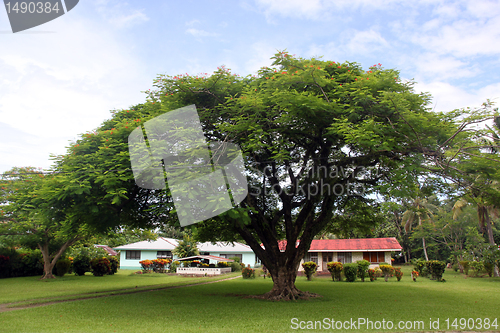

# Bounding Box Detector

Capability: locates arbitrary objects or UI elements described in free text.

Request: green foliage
[343,263,358,282]
[356,260,370,282]
[459,261,470,275]
[90,257,111,277]
[173,235,199,259]
[229,261,242,272]
[68,246,108,276]
[55,259,71,277]
[0,247,43,278]
[241,266,255,279]
[169,261,180,273]
[327,261,343,282]
[413,259,429,277]
[426,260,446,281]
[108,256,119,275]
[301,261,318,281]
[470,261,485,277]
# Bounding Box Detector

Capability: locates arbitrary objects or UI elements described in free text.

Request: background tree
[0,167,91,279]
[173,234,199,258]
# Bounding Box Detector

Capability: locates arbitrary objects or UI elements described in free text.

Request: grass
[0,266,499,332]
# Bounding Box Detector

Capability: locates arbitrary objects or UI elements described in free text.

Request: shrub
[459,260,470,275]
[229,256,240,263]
[68,246,107,276]
[169,261,180,273]
[343,263,358,282]
[139,259,154,272]
[182,261,192,268]
[411,270,419,282]
[426,260,446,281]
[367,268,376,281]
[217,261,228,268]
[242,266,255,279]
[230,261,242,272]
[327,261,343,282]
[452,263,459,272]
[413,259,428,277]
[394,267,403,281]
[55,259,71,277]
[90,257,111,276]
[108,256,119,275]
[301,261,317,281]
[482,260,494,277]
[379,265,394,282]
[356,260,370,282]
[470,261,484,277]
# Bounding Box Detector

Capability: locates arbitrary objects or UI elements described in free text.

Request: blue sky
[1,0,499,173]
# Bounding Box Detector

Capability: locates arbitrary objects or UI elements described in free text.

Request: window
[220,254,242,262]
[126,250,141,260]
[337,252,352,264]
[363,252,386,263]
[305,252,318,264]
[157,251,172,259]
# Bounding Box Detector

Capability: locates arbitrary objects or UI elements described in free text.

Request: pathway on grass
[0,275,242,313]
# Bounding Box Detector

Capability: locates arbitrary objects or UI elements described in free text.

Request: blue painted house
[114,237,257,269]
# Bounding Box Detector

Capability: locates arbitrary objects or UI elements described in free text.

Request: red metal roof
[267,238,402,252]
[309,238,402,252]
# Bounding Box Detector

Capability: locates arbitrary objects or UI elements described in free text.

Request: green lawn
[1,266,499,332]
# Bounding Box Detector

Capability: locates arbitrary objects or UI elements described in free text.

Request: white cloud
[412,53,477,80]
[186,28,219,38]
[0,14,151,171]
[415,81,500,113]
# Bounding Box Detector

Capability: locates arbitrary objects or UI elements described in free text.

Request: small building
[298,237,402,272]
[114,237,256,270]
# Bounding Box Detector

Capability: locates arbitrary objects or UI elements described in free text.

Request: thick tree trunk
[38,238,77,279]
[260,265,319,301]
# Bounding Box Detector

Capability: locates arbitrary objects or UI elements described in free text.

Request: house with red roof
[298,237,402,272]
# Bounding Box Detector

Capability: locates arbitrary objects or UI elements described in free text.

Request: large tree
[0,167,90,279]
[50,52,461,299]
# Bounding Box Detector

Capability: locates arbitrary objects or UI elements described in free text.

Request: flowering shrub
[301,261,317,281]
[242,266,255,279]
[327,261,343,282]
[379,265,394,282]
[411,270,419,282]
[217,261,228,268]
[367,268,377,282]
[394,267,403,281]
[139,259,154,272]
[90,257,111,276]
[152,258,170,273]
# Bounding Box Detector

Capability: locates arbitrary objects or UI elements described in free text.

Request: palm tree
[402,197,437,261]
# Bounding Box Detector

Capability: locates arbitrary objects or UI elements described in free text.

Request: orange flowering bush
[139,259,154,272]
[394,267,403,281]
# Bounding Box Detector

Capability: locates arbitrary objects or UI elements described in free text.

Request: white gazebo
[175,255,234,275]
